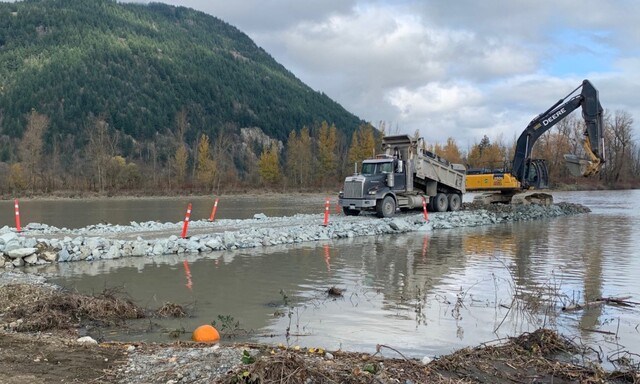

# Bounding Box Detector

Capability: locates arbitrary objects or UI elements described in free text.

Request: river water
[11,190,640,363]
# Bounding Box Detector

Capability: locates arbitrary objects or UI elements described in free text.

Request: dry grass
[221,329,638,384]
[0,284,145,332]
[155,302,187,318]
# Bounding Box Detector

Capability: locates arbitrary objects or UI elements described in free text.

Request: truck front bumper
[338,198,377,209]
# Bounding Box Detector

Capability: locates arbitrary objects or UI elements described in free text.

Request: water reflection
[35,190,640,360]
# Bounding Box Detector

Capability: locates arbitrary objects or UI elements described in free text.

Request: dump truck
[338,135,466,217]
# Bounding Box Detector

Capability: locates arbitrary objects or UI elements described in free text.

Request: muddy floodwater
[16,190,640,362]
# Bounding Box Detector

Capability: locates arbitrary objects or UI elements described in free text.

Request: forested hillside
[0,0,365,194]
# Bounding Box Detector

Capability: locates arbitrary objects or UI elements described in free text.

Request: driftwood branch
[562,296,637,312]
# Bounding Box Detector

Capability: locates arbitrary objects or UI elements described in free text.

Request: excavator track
[472,191,553,206]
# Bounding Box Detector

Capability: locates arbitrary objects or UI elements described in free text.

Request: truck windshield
[361,162,393,175]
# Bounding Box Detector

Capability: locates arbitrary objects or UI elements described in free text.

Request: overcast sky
[133,1,638,146]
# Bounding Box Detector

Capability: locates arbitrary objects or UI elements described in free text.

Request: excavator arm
[512,79,605,188]
[565,80,606,177]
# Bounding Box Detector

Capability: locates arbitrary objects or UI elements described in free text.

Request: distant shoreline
[2,183,638,201]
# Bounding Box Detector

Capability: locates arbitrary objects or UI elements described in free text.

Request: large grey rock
[23,238,37,248]
[0,232,18,246]
[2,239,21,253]
[41,250,57,262]
[121,243,133,258]
[91,248,103,259]
[78,246,91,260]
[23,254,38,265]
[25,223,47,231]
[152,240,166,256]
[58,248,71,262]
[77,336,98,345]
[389,219,413,231]
[187,239,201,253]
[131,241,147,257]
[223,232,236,247]
[85,237,103,250]
[205,238,225,251]
[103,245,121,260]
[6,247,38,259]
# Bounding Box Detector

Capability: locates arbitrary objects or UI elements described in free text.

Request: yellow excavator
[466,79,605,204]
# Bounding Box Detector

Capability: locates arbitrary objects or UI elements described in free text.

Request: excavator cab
[524,159,549,189]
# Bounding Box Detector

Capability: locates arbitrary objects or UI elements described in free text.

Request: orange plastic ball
[192,325,220,343]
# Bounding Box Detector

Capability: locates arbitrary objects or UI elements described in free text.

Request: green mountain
[0,0,362,148]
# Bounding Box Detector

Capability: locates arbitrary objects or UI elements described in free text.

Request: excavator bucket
[563,154,595,177]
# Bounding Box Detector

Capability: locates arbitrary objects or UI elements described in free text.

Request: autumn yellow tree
[106,156,141,189]
[316,121,338,186]
[172,145,188,186]
[467,135,505,170]
[258,142,282,185]
[347,123,377,173]
[439,137,463,164]
[286,127,313,188]
[533,118,574,182]
[196,133,216,189]
[8,163,27,191]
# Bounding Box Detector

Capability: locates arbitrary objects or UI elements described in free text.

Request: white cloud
[126,0,640,146]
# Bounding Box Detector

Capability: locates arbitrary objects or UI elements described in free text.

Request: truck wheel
[434,193,448,212]
[376,196,396,218]
[343,207,360,216]
[448,194,461,211]
[427,197,436,212]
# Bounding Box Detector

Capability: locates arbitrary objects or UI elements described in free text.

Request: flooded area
[0,194,326,229]
[15,190,640,362]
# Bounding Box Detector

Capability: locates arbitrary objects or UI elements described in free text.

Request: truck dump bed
[382,135,466,194]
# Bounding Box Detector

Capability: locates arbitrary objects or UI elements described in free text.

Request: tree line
[431,110,639,188]
[3,108,637,197]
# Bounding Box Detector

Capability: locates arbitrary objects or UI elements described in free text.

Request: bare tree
[604,110,634,184]
[19,109,49,191]
[86,117,117,192]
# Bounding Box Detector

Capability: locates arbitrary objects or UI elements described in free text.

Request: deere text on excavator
[466,79,605,204]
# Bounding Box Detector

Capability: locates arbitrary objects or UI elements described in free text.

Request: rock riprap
[0,202,589,267]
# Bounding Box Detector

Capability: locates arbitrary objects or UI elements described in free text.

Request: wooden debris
[562,296,637,312]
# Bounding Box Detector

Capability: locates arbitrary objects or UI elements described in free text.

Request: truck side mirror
[397,160,403,173]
